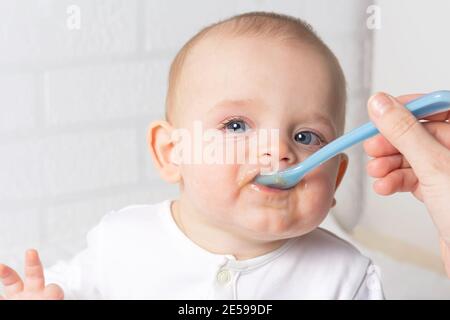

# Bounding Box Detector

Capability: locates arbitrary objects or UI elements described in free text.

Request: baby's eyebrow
[306,114,337,136]
[205,98,262,116]
[213,98,258,109]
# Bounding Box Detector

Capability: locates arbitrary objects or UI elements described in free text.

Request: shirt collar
[160,198,297,272]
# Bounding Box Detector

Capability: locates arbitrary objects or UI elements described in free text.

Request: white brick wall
[145,0,239,51]
[44,60,171,125]
[0,73,37,133]
[0,0,371,290]
[0,0,138,66]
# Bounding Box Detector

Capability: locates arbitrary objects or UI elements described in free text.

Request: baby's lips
[237,167,261,188]
[236,157,286,188]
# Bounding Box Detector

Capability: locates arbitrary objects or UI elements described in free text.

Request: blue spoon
[254,90,450,190]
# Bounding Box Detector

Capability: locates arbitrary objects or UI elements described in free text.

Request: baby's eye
[294,130,323,146]
[223,119,250,133]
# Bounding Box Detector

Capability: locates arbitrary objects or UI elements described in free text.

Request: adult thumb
[367,92,444,173]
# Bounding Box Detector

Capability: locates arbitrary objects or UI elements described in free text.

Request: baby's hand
[0,249,64,300]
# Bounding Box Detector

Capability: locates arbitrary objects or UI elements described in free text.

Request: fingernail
[369,93,393,117]
[26,249,37,257]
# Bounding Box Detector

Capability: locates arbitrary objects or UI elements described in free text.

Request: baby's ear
[334,153,349,190]
[147,120,181,184]
[331,153,348,208]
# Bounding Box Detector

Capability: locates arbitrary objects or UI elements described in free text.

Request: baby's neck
[171,198,288,260]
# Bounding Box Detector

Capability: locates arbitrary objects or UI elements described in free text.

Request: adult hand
[364,92,450,277]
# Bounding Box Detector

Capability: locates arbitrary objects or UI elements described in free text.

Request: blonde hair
[165,12,347,132]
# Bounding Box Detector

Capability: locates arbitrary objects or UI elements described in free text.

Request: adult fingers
[364,121,450,158]
[365,94,449,167]
[367,153,410,178]
[372,168,419,195]
[368,93,443,166]
[364,134,397,158]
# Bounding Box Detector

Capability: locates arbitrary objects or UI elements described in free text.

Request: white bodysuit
[44,199,384,299]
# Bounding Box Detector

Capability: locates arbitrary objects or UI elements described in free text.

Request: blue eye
[224,119,249,133]
[294,131,322,145]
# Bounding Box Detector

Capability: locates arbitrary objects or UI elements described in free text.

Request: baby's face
[172,35,346,241]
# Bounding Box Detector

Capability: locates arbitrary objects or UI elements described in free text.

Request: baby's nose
[259,138,296,171]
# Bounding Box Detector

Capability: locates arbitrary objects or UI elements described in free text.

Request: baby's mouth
[237,168,291,194]
[237,168,261,188]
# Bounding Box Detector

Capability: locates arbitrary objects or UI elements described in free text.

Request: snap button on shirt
[212,263,237,299]
[216,269,231,285]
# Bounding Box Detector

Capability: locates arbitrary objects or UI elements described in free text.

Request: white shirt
[44,199,384,299]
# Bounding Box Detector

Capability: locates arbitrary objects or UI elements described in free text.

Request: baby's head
[149,12,348,243]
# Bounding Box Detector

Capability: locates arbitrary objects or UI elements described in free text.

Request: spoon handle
[296,90,450,177]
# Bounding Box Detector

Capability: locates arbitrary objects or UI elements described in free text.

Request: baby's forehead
[181,34,339,90]
[170,34,346,134]
[185,35,342,96]
[186,32,320,64]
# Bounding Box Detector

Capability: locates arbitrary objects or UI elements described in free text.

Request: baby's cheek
[301,181,334,212]
[181,163,241,209]
[293,170,336,222]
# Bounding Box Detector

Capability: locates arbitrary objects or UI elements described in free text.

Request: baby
[0,12,383,299]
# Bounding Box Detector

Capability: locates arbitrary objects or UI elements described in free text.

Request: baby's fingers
[23,249,45,292]
[373,168,418,195]
[0,264,24,297]
[43,283,64,300]
[367,154,410,178]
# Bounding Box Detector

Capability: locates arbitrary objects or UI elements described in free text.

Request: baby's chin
[231,204,328,241]
[231,196,326,235]
[228,185,333,237]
